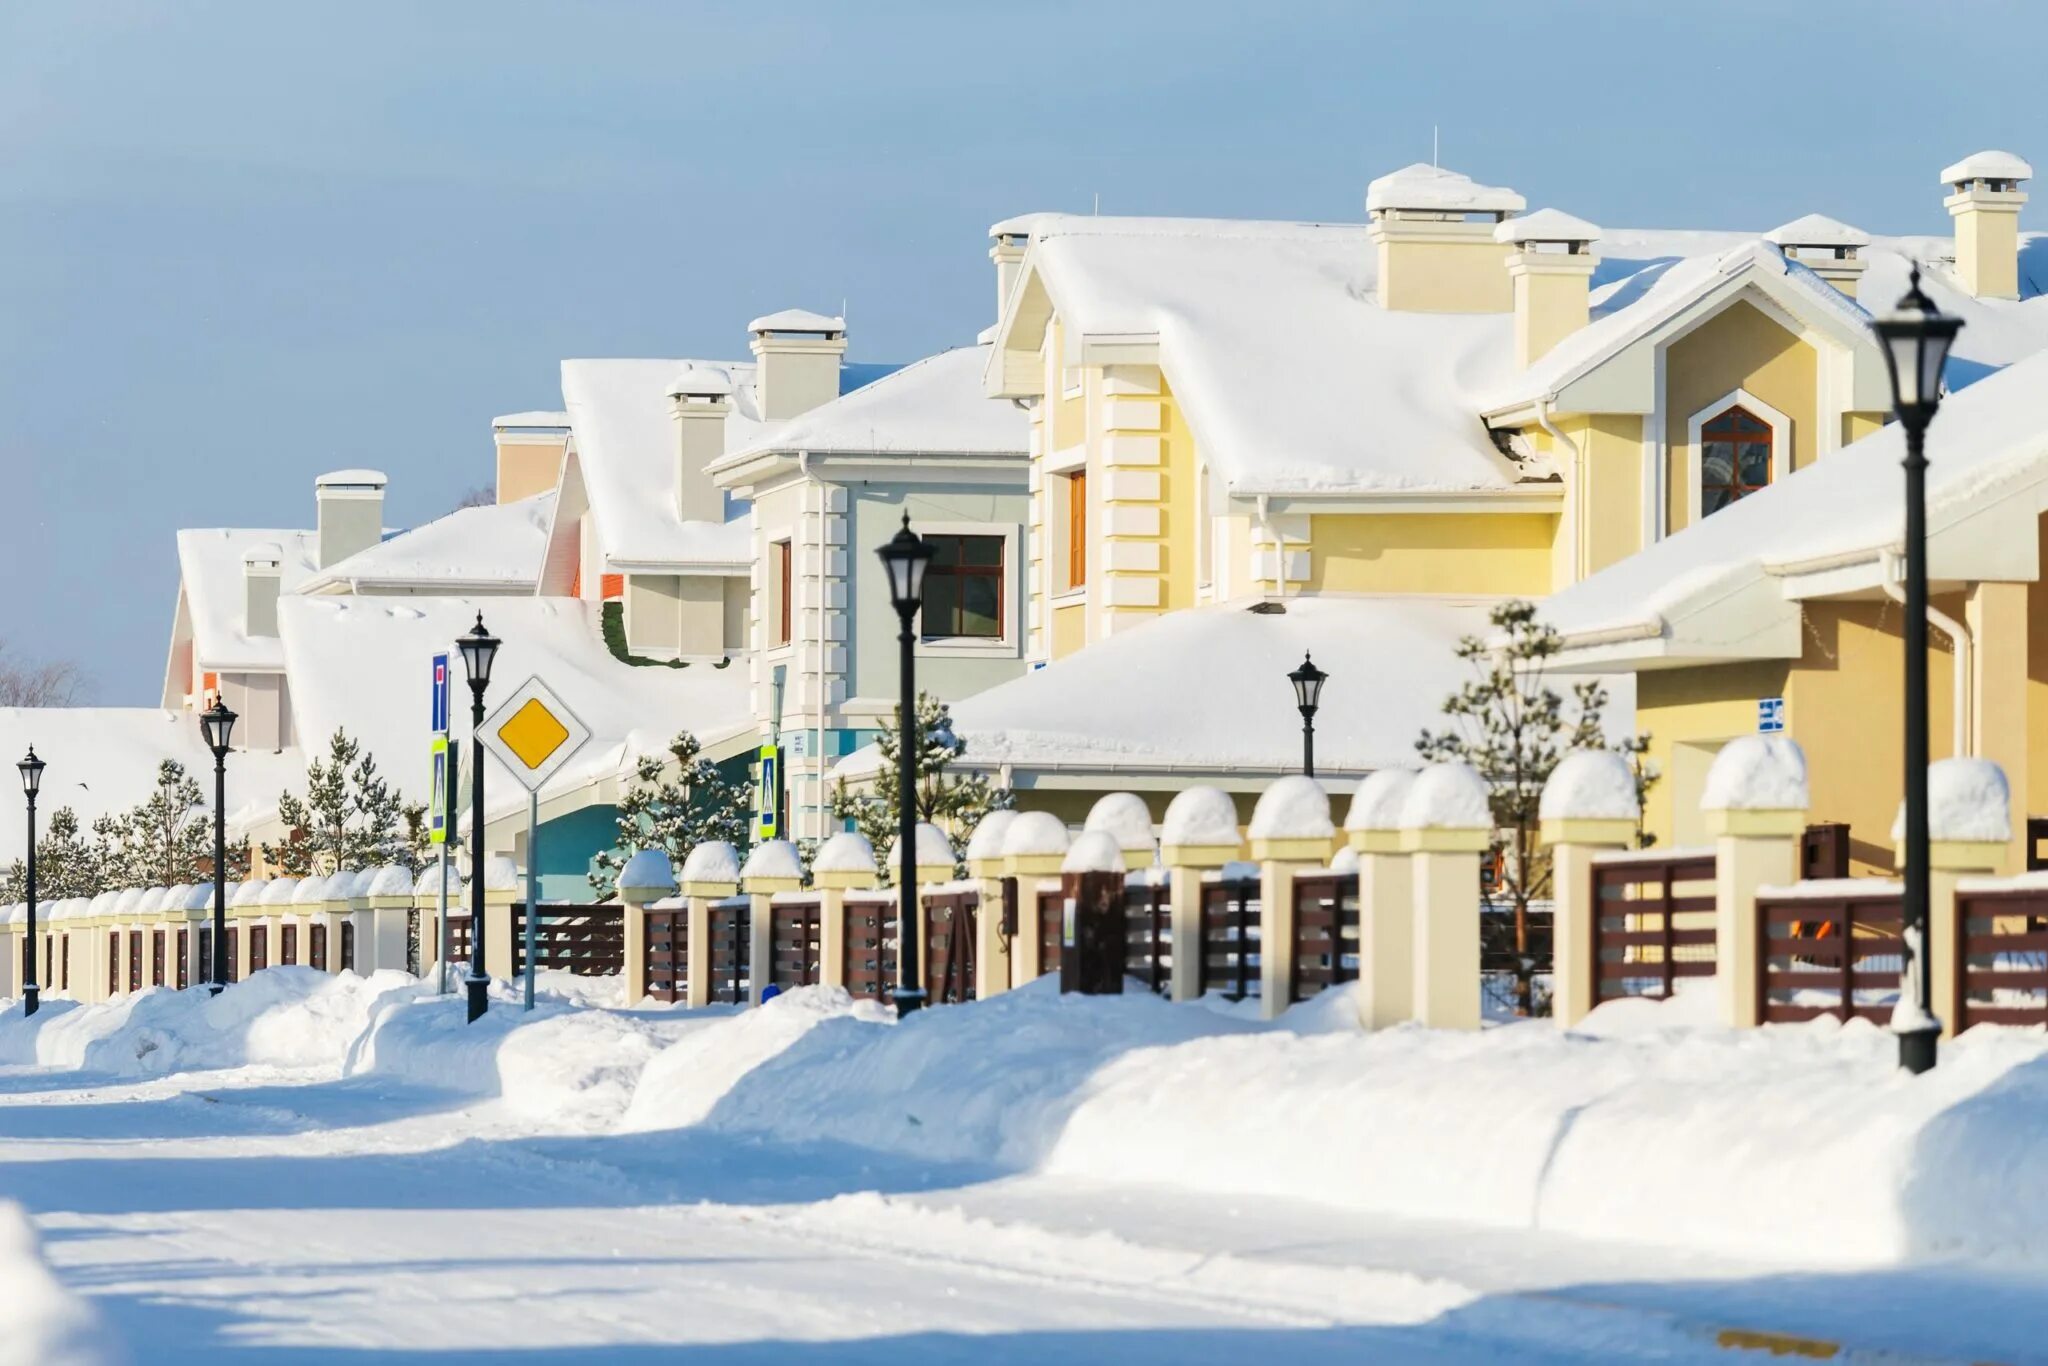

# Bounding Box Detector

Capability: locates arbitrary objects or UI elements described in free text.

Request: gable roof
[298,493,555,595]
[174,527,321,672]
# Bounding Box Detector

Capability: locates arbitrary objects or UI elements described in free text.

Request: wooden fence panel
[1198,876,1261,1002]
[707,898,750,1005]
[339,921,354,973]
[1290,872,1357,1003]
[643,908,687,1003]
[923,890,977,1004]
[511,904,626,978]
[175,928,189,990]
[1036,883,1064,976]
[281,923,298,967]
[445,915,472,965]
[769,897,824,991]
[310,923,328,972]
[1954,886,2048,1030]
[1758,887,1903,1024]
[1590,852,1717,1005]
[1124,880,1170,995]
[843,896,898,1003]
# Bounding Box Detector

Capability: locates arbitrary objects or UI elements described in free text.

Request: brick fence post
[1701,736,1809,1029]
[812,832,878,992]
[679,841,741,1009]
[963,814,1016,998]
[616,850,677,1007]
[1538,751,1644,1029]
[1343,770,1415,1029]
[1400,763,1491,1031]
[1248,776,1335,1019]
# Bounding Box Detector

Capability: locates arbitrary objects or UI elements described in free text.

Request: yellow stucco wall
[1304,513,1554,596]
[1580,414,1645,577]
[1377,238,1514,313]
[496,439,565,504]
[1159,374,1198,611]
[1051,600,1086,660]
[1841,412,1885,448]
[1663,300,1817,536]
[1049,319,1086,451]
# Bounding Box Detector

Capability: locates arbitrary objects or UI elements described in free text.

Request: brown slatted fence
[127,930,143,993]
[445,914,472,964]
[1590,851,1717,1005]
[281,923,299,967]
[643,905,687,1003]
[708,897,750,1004]
[769,896,824,991]
[1124,877,1170,995]
[1035,882,1065,976]
[1757,884,1903,1024]
[923,888,978,1004]
[339,921,354,972]
[1290,872,1358,1002]
[511,903,626,977]
[310,922,328,971]
[175,928,189,990]
[108,932,120,994]
[843,894,898,1003]
[151,930,166,987]
[1198,874,1261,1002]
[249,924,269,974]
[1954,884,2048,1031]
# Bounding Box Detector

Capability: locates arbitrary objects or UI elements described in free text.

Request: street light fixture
[877,512,934,1017]
[199,699,237,996]
[17,747,44,1018]
[1288,652,1328,778]
[456,612,500,1024]
[1871,266,1963,1076]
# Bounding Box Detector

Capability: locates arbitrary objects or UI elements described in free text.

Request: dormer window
[1699,405,1773,516]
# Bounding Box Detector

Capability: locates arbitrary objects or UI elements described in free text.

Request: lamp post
[198,700,237,996]
[877,513,934,1017]
[1872,266,1962,1076]
[1288,652,1328,778]
[456,613,500,1023]
[17,748,43,1017]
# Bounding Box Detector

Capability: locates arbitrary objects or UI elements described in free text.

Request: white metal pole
[523,790,539,1011]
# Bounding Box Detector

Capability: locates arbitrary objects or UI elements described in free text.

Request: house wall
[1662,300,1818,537]
[623,573,736,659]
[220,671,292,753]
[1303,513,1554,596]
[495,434,567,505]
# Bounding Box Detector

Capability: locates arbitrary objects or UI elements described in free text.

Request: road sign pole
[436,845,450,995]
[523,790,539,1012]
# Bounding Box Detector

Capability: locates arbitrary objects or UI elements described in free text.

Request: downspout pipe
[1882,550,1971,757]
[1532,399,1583,582]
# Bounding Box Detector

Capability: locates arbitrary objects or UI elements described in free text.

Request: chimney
[314,469,387,569]
[988,216,1039,326]
[1943,150,2031,300]
[1765,214,1870,299]
[243,543,283,637]
[1498,209,1601,368]
[1366,163,1524,313]
[747,309,848,420]
[667,365,733,523]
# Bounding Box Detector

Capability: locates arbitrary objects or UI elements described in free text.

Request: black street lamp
[456,612,500,1024]
[1872,266,1963,1076]
[1288,652,1329,778]
[876,512,934,1017]
[17,747,44,1017]
[199,699,237,996]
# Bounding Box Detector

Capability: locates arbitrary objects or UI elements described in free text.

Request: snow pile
[1343,768,1415,832]
[1083,792,1156,856]
[1248,775,1332,840]
[1892,757,2011,843]
[1000,811,1069,859]
[0,1202,121,1366]
[888,822,956,873]
[742,839,804,882]
[1061,830,1126,875]
[813,832,876,875]
[1702,735,1809,811]
[961,811,1015,864]
[1401,762,1491,830]
[681,841,741,885]
[616,849,677,894]
[1538,750,1640,822]
[1330,844,1360,873]
[1162,786,1240,848]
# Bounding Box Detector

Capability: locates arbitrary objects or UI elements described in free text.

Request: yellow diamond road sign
[479,676,591,794]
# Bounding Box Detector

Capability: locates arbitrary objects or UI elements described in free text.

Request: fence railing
[769,895,824,992]
[1125,879,1170,995]
[1757,883,1903,1024]
[1590,850,1717,1005]
[509,903,625,978]
[1198,875,1260,1002]
[1290,872,1356,1002]
[924,889,977,1004]
[1953,883,2048,1030]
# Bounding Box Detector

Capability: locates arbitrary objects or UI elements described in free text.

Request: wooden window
[922,535,1004,640]
[1700,405,1773,516]
[773,540,793,645]
[1065,470,1088,589]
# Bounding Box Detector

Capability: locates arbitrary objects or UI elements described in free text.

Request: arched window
[1699,404,1773,516]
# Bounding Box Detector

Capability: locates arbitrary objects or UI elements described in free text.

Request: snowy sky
[5,0,2046,703]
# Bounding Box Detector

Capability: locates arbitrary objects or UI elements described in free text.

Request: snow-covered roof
[0,707,299,865]
[176,527,322,671]
[1541,349,2048,661]
[299,493,554,595]
[1941,149,2032,184]
[747,309,843,335]
[713,345,1027,470]
[276,595,751,828]
[989,213,1055,238]
[840,596,1493,781]
[1496,208,1600,245]
[1765,214,1869,249]
[1366,163,1524,215]
[492,411,570,429]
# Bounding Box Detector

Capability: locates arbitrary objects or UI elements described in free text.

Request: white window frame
[1687,388,1791,526]
[910,519,1022,660]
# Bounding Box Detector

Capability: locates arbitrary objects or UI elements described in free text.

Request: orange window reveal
[600,573,624,601]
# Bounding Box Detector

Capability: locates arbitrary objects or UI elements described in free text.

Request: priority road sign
[479,676,591,794]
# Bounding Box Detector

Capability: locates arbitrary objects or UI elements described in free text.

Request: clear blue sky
[4,0,2044,703]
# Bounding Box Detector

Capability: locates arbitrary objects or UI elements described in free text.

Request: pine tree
[829,694,1011,884]
[0,806,101,901]
[262,729,423,876]
[588,731,749,899]
[116,760,214,887]
[1417,600,1657,1016]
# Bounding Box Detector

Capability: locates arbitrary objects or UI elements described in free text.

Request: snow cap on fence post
[1001,810,1070,879]
[1344,769,1416,854]
[678,840,741,897]
[889,822,957,887]
[363,864,415,909]
[1538,750,1640,849]
[1084,792,1159,872]
[963,811,1017,880]
[1160,786,1242,870]
[1062,829,1127,876]
[1248,775,1334,862]
[741,838,806,895]
[1894,756,2011,870]
[1700,734,1809,837]
[413,861,463,911]
[1397,762,1492,853]
[616,849,678,904]
[812,832,879,890]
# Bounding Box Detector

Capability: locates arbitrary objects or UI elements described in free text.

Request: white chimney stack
[747,310,847,421]
[1497,208,1601,368]
[313,469,387,569]
[243,542,283,638]
[1366,163,1525,313]
[667,365,734,524]
[1765,214,1870,299]
[1943,149,2032,301]
[988,215,1041,327]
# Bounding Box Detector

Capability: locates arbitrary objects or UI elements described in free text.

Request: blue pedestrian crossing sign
[1757,697,1785,734]
[756,744,781,841]
[430,737,452,845]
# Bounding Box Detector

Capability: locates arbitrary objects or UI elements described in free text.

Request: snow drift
[0,1203,121,1366]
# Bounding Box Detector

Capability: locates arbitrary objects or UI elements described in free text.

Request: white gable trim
[1685,387,1792,530]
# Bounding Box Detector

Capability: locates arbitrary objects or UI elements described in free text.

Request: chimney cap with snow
[242,541,284,569]
[1765,213,1871,250]
[666,365,736,400]
[988,212,1052,243]
[1496,207,1601,248]
[314,468,389,490]
[746,308,844,338]
[1941,149,2033,188]
[1366,163,1525,217]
